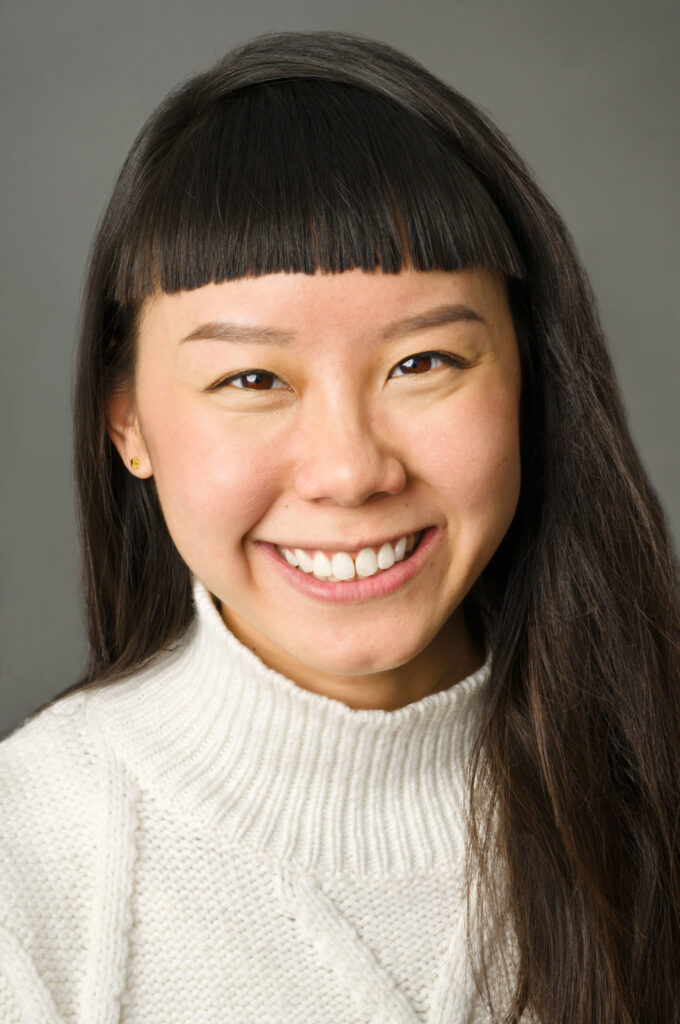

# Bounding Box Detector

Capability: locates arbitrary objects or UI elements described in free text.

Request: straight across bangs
[111,78,526,305]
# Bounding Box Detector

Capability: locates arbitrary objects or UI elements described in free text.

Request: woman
[1,30,678,1024]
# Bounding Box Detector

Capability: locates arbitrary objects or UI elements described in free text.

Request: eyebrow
[180,303,486,345]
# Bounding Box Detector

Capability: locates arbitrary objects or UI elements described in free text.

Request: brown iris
[399,355,434,374]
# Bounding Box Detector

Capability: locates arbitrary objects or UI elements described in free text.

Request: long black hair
[30,31,680,1023]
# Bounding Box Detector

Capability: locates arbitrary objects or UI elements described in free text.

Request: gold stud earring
[130,456,140,470]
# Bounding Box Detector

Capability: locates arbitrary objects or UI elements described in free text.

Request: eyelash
[211,351,468,392]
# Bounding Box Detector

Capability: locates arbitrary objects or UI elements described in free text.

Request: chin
[294,634,424,678]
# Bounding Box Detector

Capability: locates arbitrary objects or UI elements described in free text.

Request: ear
[106,390,153,478]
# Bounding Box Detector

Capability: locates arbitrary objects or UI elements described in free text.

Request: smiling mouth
[274,529,426,583]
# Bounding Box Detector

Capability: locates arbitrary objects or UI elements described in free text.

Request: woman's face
[107,267,522,709]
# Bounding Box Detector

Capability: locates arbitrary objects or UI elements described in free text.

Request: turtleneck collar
[87,574,492,878]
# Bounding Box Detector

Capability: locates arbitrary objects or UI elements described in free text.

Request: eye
[213,369,287,391]
[212,350,467,393]
[389,351,467,377]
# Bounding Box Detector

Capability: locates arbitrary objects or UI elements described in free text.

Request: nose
[292,396,407,507]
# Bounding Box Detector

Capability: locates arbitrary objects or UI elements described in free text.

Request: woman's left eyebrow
[380,303,486,340]
[180,303,486,346]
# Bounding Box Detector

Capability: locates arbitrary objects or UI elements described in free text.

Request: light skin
[107,266,522,710]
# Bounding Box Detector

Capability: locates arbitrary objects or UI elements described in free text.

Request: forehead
[139,266,512,341]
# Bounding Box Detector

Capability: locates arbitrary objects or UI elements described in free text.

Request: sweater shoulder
[0,690,98,809]
[0,692,103,932]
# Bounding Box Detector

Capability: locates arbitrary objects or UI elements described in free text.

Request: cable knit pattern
[80,741,138,1023]
[0,573,511,1023]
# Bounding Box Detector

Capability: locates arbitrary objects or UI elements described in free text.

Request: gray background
[2,0,678,738]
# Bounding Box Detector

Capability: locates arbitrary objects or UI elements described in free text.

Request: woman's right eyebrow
[181,322,294,345]
[180,303,486,346]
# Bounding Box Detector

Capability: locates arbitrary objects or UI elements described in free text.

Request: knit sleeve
[0,696,99,1024]
[0,970,24,1024]
[0,921,67,1024]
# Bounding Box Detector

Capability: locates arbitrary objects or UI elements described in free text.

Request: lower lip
[256,526,441,604]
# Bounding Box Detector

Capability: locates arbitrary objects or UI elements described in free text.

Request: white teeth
[355,547,379,577]
[277,531,422,583]
[312,551,333,578]
[331,552,356,580]
[294,548,314,573]
[377,542,396,570]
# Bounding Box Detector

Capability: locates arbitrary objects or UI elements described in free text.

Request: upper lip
[261,527,429,552]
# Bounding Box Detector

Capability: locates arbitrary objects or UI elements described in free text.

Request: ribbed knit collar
[87,574,491,878]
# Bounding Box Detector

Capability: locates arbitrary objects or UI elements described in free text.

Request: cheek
[409,382,521,528]
[141,395,283,547]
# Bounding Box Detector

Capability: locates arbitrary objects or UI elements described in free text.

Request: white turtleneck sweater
[0,574,507,1024]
